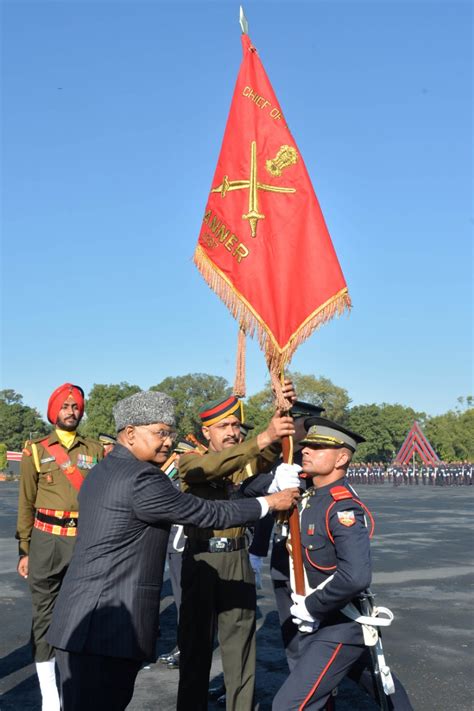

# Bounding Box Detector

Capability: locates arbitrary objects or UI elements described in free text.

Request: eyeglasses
[153,430,178,442]
[135,425,178,442]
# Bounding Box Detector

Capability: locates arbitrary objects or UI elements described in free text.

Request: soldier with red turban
[16,383,103,711]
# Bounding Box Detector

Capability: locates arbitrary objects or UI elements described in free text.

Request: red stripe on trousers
[298,642,343,711]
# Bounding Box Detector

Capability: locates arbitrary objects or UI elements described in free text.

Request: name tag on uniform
[77,454,97,469]
[337,511,355,527]
[40,456,55,464]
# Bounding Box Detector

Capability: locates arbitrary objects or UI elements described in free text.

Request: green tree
[0,390,50,450]
[245,388,275,434]
[289,372,351,421]
[82,383,141,438]
[455,395,474,412]
[425,406,474,461]
[0,443,7,472]
[151,374,231,440]
[244,371,351,434]
[0,390,22,404]
[345,403,426,462]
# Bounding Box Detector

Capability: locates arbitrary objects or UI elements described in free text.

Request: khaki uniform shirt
[179,437,280,541]
[16,431,103,555]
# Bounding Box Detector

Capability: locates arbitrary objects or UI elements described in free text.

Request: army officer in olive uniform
[177,383,305,711]
[16,383,103,711]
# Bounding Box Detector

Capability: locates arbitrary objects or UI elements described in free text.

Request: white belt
[340,598,395,695]
[341,601,394,633]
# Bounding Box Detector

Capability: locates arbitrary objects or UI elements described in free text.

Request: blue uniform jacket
[301,477,372,643]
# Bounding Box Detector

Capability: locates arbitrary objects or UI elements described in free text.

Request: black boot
[167,650,180,669]
[158,646,178,664]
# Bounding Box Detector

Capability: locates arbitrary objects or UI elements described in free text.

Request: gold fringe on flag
[194,245,351,394]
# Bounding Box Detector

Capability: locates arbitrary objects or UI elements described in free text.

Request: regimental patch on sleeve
[337,510,356,527]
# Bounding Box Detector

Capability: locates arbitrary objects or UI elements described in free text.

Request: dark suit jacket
[46,444,262,661]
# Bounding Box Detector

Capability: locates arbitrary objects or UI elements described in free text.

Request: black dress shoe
[158,653,173,664]
[167,654,180,669]
[158,647,179,664]
[208,684,226,699]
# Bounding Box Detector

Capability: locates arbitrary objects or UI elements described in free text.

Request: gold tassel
[270,369,292,412]
[233,327,246,398]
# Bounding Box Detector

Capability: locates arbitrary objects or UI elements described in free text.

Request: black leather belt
[35,511,77,528]
[187,536,247,553]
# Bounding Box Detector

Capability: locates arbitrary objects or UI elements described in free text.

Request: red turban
[47,383,85,424]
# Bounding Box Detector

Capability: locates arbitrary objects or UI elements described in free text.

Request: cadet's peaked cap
[300,417,365,452]
[98,433,116,446]
[199,396,244,426]
[290,400,325,419]
[113,391,176,432]
[174,440,197,454]
[240,422,255,434]
[47,383,85,424]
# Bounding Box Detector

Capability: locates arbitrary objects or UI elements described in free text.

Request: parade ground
[0,483,472,710]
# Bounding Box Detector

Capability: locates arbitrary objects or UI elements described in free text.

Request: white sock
[36,659,61,711]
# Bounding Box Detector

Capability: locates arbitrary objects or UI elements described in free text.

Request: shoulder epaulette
[326,486,375,541]
[30,433,50,445]
[330,485,353,501]
[83,436,103,445]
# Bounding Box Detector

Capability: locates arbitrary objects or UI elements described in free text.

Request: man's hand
[290,592,319,633]
[17,556,28,579]
[268,463,302,493]
[257,412,296,449]
[264,487,300,512]
[280,379,297,406]
[249,553,263,589]
[257,379,299,450]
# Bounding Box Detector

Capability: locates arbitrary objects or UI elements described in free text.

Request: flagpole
[280,371,306,596]
[194,4,349,597]
[239,5,249,35]
[242,0,306,595]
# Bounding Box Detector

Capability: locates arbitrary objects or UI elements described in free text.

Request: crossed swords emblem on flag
[211,141,298,238]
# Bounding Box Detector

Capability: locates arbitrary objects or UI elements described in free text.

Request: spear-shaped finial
[239,6,248,34]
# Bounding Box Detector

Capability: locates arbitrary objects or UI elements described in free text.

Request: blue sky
[1,0,472,419]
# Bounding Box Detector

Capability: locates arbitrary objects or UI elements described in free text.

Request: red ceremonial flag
[195,33,351,387]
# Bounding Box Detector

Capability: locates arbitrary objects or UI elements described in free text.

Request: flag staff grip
[284,441,306,595]
[280,370,306,596]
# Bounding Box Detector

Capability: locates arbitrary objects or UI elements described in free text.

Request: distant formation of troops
[347,462,473,486]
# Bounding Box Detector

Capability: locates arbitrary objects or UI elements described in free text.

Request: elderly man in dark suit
[47,391,299,711]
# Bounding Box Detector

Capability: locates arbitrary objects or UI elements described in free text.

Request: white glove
[290,592,319,633]
[268,463,302,494]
